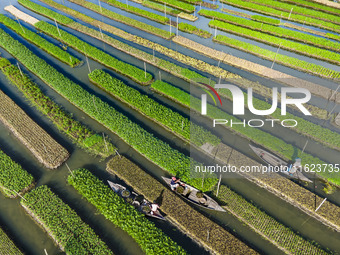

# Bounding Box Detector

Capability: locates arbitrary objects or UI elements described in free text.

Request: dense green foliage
[220,0,340,33]
[21,186,112,254]
[0,148,34,197]
[98,0,169,24]
[68,0,174,38]
[178,23,212,38]
[0,29,216,191]
[0,227,22,254]
[278,0,340,16]
[150,0,195,13]
[0,15,80,67]
[251,14,280,25]
[142,0,181,15]
[35,21,152,84]
[0,58,115,158]
[209,19,340,64]
[199,9,340,52]
[214,186,328,254]
[68,169,187,255]
[151,80,340,185]
[89,69,220,146]
[214,34,340,80]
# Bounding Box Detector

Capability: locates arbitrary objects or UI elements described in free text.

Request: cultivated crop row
[142,0,181,16]
[0,15,80,67]
[178,22,212,38]
[0,57,116,158]
[213,34,340,80]
[251,14,280,25]
[243,0,340,25]
[199,9,340,52]
[0,147,34,198]
[68,168,187,255]
[0,82,69,169]
[151,80,340,185]
[106,156,258,255]
[220,0,340,33]
[21,186,112,254]
[34,21,153,85]
[148,0,195,13]
[0,227,22,254]
[277,0,340,16]
[0,29,216,191]
[93,0,170,24]
[214,186,329,255]
[209,19,340,65]
[89,69,220,146]
[68,0,174,38]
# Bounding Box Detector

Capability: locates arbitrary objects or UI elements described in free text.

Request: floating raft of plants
[0,147,35,198]
[0,227,23,255]
[0,57,116,158]
[21,186,113,254]
[0,88,69,169]
[106,156,259,255]
[68,168,188,255]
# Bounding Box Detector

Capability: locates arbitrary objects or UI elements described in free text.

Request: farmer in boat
[150,203,159,215]
[170,177,181,190]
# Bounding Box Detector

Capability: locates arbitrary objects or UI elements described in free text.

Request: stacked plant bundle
[214,186,329,254]
[21,186,113,254]
[0,29,216,191]
[209,19,340,65]
[0,87,69,169]
[199,10,340,52]
[0,15,80,67]
[151,80,340,185]
[0,227,22,254]
[68,168,187,255]
[67,0,174,39]
[220,0,340,32]
[0,148,34,198]
[178,23,212,38]
[0,57,116,158]
[95,0,169,24]
[88,69,220,147]
[213,34,340,80]
[106,156,258,255]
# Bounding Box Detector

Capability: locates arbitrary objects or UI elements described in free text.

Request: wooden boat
[107,180,166,220]
[249,144,312,183]
[162,177,226,212]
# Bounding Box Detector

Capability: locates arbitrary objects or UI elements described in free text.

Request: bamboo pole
[216,173,222,197]
[65,163,74,177]
[17,62,23,76]
[315,198,327,212]
[271,43,282,69]
[98,0,102,12]
[54,18,61,37]
[288,8,293,19]
[102,133,109,153]
[164,3,166,18]
[15,15,25,34]
[44,249,49,255]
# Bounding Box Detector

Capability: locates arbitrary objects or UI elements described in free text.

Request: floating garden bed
[0,147,34,198]
[0,227,22,254]
[250,14,280,25]
[178,22,211,38]
[149,0,195,13]
[209,19,340,65]
[68,168,187,255]
[106,156,258,255]
[0,57,116,158]
[213,34,340,81]
[88,69,220,147]
[0,15,80,67]
[0,84,69,169]
[21,186,112,254]
[276,0,340,16]
[68,0,174,39]
[0,29,216,191]
[199,10,340,52]
[220,0,340,33]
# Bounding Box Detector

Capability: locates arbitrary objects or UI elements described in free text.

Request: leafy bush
[209,19,340,64]
[0,29,216,190]
[35,21,152,84]
[0,57,115,158]
[0,148,34,197]
[213,34,340,80]
[21,186,112,254]
[178,23,211,38]
[68,168,187,255]
[0,15,80,66]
